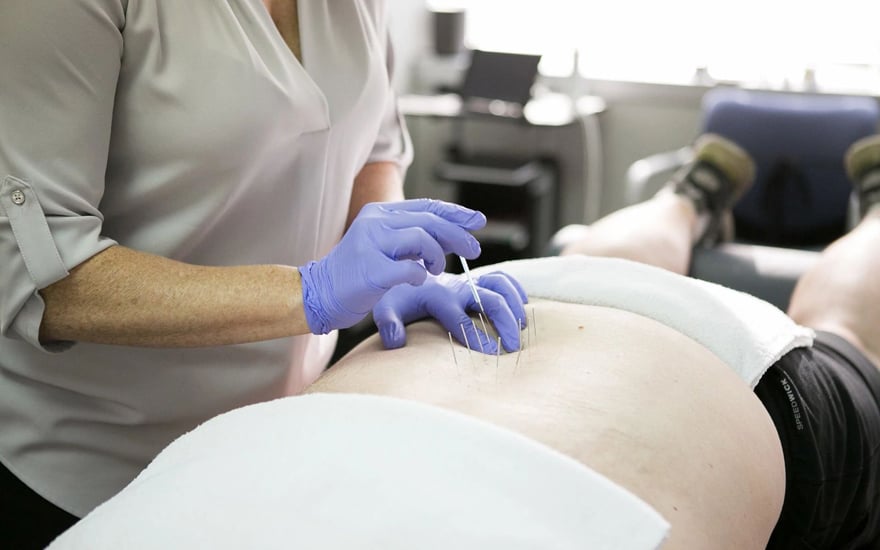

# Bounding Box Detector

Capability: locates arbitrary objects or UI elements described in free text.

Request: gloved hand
[372,271,529,354]
[299,199,486,334]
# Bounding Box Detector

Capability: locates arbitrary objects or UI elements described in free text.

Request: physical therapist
[0,1,526,546]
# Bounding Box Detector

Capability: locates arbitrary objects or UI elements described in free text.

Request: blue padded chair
[702,88,880,248]
[583,88,880,309]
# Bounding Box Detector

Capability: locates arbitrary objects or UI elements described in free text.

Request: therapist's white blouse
[0,0,411,516]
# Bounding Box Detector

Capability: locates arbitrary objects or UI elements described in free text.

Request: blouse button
[11,189,26,205]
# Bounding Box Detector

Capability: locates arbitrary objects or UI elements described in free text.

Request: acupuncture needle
[460,323,474,367]
[448,332,459,369]
[496,337,501,383]
[459,256,490,338]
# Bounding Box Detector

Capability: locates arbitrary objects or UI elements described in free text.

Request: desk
[400,93,606,226]
[399,93,605,127]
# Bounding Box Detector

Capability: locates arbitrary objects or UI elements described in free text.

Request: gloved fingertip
[474,328,502,356]
[501,330,522,353]
[378,322,405,350]
[484,336,500,356]
[426,258,446,276]
[460,240,482,261]
[502,337,518,354]
[464,210,487,230]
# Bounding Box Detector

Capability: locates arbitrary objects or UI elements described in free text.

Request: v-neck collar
[250,0,330,126]
[261,0,303,64]
[250,1,377,125]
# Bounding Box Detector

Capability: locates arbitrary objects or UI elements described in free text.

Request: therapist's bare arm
[346,161,405,230]
[39,246,311,348]
[39,161,404,348]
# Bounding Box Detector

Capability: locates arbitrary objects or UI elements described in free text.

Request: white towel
[477,256,814,388]
[49,393,670,550]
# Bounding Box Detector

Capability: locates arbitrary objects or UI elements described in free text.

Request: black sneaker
[845,134,880,219]
[668,133,755,246]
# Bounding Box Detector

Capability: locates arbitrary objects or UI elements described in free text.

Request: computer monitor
[459,50,542,112]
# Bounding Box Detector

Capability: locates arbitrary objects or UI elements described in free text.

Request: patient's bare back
[309,300,785,549]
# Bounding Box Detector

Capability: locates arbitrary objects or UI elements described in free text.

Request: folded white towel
[49,393,670,550]
[478,256,814,388]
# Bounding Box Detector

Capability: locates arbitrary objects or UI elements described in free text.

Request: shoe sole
[845,135,880,183]
[694,133,756,203]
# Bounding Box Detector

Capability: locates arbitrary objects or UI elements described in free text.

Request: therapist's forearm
[39,245,312,348]
[346,161,405,230]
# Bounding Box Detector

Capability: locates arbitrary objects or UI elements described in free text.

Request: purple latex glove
[299,199,486,334]
[372,271,529,354]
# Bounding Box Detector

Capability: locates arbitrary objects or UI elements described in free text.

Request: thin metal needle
[459,256,488,320]
[531,307,538,345]
[496,337,501,382]
[477,312,490,344]
[460,323,473,367]
[519,317,524,347]
[526,310,531,354]
[448,332,459,369]
[474,319,485,354]
[515,331,523,370]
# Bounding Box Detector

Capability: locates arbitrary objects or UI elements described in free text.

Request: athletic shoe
[845,134,880,219]
[668,133,755,245]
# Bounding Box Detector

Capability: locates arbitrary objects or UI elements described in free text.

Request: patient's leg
[560,189,698,275]
[788,209,880,366]
[561,134,755,276]
[788,136,880,367]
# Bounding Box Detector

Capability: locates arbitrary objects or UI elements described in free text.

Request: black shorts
[755,331,880,549]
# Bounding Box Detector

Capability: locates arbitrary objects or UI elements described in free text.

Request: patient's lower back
[308,300,785,549]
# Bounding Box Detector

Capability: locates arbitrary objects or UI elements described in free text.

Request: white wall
[386,0,431,92]
[584,80,706,214]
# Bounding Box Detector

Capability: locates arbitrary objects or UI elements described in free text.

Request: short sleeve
[0,0,124,350]
[365,21,414,173]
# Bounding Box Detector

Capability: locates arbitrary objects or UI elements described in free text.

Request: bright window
[453,0,880,93]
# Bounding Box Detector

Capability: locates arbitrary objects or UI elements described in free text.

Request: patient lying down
[309,299,786,550]
[47,260,798,550]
